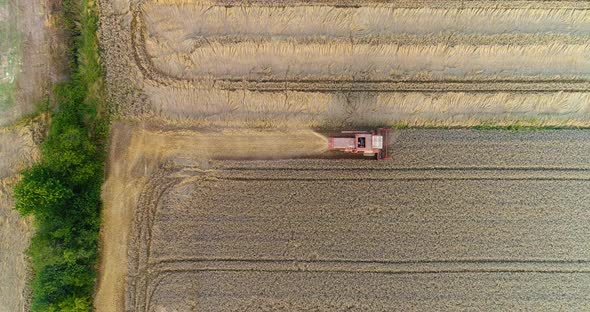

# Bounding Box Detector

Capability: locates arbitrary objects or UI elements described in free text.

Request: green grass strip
[0,0,21,111]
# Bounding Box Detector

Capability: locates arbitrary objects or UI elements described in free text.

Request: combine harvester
[328,128,392,160]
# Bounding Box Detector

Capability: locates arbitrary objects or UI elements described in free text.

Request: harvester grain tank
[327,128,392,160]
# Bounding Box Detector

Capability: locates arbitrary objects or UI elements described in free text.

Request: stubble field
[100,0,590,127]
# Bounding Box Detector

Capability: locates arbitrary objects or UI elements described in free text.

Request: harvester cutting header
[328,128,392,160]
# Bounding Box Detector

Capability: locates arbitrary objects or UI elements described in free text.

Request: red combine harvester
[328,128,392,160]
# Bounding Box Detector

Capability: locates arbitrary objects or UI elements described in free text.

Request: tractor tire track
[127,167,180,312]
[214,167,590,181]
[150,258,590,274]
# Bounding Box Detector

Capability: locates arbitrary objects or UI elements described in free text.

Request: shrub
[13,0,107,310]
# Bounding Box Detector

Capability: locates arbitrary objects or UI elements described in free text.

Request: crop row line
[157,268,590,275]
[219,166,590,171]
[149,259,590,275]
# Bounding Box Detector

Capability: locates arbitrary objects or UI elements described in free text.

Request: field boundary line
[153,258,590,265]
[219,166,590,171]
[144,0,590,9]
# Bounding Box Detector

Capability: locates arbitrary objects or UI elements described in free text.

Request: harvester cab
[328,128,392,160]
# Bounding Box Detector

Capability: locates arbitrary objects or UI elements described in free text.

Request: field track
[124,130,590,311]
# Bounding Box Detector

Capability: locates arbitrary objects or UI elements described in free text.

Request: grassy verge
[0,0,21,111]
[13,0,108,310]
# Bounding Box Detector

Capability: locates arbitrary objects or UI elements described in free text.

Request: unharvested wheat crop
[121,130,590,311]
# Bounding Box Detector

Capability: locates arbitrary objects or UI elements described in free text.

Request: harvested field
[100,0,590,126]
[143,5,590,81]
[96,126,590,311]
[143,88,590,127]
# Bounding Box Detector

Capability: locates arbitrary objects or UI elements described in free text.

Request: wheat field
[117,129,590,311]
[143,4,590,81]
[96,0,590,126]
[96,2,590,309]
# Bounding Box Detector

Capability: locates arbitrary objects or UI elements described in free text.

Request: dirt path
[0,0,66,310]
[95,124,590,311]
[0,120,42,312]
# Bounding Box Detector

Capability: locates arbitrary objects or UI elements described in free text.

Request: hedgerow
[13,0,107,310]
